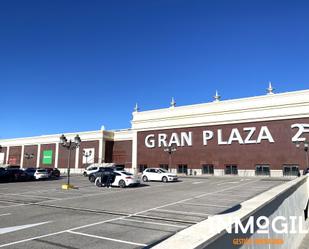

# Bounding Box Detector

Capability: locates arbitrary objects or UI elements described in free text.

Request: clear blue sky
[1,0,308,139]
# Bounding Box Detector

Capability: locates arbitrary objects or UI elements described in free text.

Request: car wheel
[95,178,102,187]
[89,175,95,183]
[119,180,126,188]
[162,176,168,183]
[142,176,148,182]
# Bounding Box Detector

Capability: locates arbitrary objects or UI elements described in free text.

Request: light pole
[83,149,92,168]
[294,141,309,173]
[164,145,177,172]
[60,134,81,189]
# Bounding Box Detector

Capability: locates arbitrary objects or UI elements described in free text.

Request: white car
[83,163,117,176]
[95,170,140,188]
[142,168,178,183]
[34,169,49,180]
[83,165,100,176]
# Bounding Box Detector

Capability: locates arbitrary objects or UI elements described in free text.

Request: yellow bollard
[61,184,75,190]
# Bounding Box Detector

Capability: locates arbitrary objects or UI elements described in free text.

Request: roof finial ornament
[170,97,176,108]
[213,90,221,102]
[134,103,139,112]
[267,82,275,95]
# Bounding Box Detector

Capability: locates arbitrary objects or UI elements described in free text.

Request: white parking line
[192,181,203,184]
[69,217,126,231]
[209,192,251,198]
[0,193,60,200]
[201,196,246,202]
[67,230,148,247]
[32,190,119,204]
[135,180,260,216]
[123,218,186,228]
[0,230,66,248]
[217,181,239,185]
[0,221,52,235]
[154,209,209,217]
[0,179,259,248]
[0,216,125,248]
[0,203,31,209]
[32,182,174,205]
[0,179,185,208]
[244,186,273,190]
[0,213,11,217]
[181,202,230,208]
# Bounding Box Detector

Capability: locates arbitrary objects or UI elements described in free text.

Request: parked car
[95,170,140,188]
[46,168,60,178]
[142,168,178,182]
[34,169,49,180]
[88,167,114,182]
[83,163,124,177]
[0,169,30,182]
[83,165,100,177]
[6,165,20,169]
[24,168,37,180]
[0,170,12,182]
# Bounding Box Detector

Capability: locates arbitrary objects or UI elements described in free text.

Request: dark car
[24,168,37,180]
[0,169,30,182]
[6,165,21,169]
[88,167,114,183]
[46,168,60,178]
[0,170,11,182]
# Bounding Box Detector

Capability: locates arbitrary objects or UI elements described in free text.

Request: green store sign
[42,150,53,165]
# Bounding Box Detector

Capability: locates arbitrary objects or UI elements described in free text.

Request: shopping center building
[1,87,309,177]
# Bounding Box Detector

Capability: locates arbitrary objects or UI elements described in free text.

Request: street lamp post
[60,134,81,189]
[83,150,92,168]
[294,141,309,173]
[164,145,177,172]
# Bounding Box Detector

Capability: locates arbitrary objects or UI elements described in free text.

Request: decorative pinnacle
[170,97,176,108]
[267,82,275,95]
[213,90,221,102]
[134,103,139,112]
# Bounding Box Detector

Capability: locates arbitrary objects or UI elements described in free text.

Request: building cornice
[131,89,309,131]
[0,130,104,146]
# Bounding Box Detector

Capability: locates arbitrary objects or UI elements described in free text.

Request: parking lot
[0,175,289,249]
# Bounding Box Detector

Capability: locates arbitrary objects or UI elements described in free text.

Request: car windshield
[158,169,168,173]
[37,169,47,173]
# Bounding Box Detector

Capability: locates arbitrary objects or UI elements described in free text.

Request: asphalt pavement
[0,175,289,249]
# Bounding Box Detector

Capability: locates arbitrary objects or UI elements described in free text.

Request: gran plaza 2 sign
[144,124,309,148]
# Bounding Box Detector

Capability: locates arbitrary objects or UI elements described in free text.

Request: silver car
[34,169,49,180]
